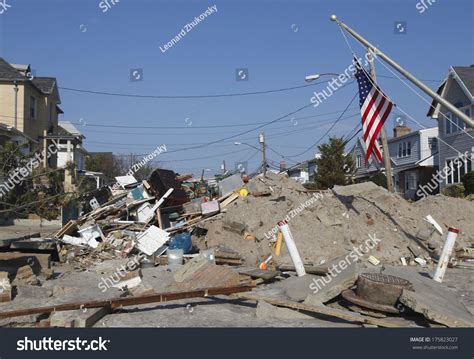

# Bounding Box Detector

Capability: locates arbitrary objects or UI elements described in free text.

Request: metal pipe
[330,15,474,128]
[278,220,306,276]
[433,227,459,282]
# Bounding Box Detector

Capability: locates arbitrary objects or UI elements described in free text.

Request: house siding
[436,80,474,190]
[388,132,420,166]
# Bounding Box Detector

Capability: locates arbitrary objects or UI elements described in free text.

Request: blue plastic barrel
[169,232,193,254]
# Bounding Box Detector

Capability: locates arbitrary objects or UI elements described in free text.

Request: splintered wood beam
[0,285,254,320]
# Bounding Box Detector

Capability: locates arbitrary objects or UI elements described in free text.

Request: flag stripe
[355,58,393,165]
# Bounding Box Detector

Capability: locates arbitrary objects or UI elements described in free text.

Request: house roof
[0,58,59,97]
[452,66,474,97]
[427,65,474,118]
[0,58,25,81]
[31,77,57,95]
[58,121,85,139]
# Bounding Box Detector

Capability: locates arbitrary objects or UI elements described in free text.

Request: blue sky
[0,0,473,175]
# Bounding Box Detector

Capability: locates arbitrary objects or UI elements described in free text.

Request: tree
[0,141,66,220]
[85,152,121,179]
[462,171,474,196]
[314,136,355,189]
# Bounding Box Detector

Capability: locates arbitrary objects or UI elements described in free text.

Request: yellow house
[0,58,63,166]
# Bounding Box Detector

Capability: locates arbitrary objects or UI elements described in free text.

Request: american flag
[354,59,393,164]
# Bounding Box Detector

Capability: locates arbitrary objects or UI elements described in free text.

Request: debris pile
[0,169,473,328]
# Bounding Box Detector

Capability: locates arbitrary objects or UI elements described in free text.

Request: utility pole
[367,49,394,193]
[259,132,267,176]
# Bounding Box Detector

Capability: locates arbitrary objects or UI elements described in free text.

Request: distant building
[56,121,88,171]
[282,156,319,184]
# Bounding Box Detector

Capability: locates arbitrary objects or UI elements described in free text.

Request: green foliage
[0,141,65,220]
[442,184,465,198]
[86,153,121,178]
[466,194,474,202]
[368,172,388,189]
[461,171,474,196]
[314,137,355,189]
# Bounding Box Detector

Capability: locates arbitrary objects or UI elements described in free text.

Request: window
[407,172,417,190]
[356,155,362,169]
[445,107,470,135]
[446,154,474,185]
[397,141,412,158]
[428,137,438,151]
[445,114,452,134]
[29,96,36,119]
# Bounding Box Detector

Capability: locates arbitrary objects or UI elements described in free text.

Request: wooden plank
[278,264,329,275]
[50,306,111,328]
[0,285,254,320]
[236,267,281,280]
[220,193,239,208]
[234,293,410,328]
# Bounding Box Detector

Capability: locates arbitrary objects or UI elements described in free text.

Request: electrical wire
[285,91,359,158]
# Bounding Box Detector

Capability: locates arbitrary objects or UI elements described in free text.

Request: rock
[0,272,12,302]
[222,220,248,235]
[12,265,39,286]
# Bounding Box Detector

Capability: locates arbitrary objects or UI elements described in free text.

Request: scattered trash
[368,256,380,266]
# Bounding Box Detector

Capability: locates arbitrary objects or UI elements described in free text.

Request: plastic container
[167,249,184,267]
[169,232,193,254]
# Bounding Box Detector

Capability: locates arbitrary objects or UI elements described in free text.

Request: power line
[285,91,359,158]
[59,81,325,99]
[67,109,360,130]
[57,74,441,100]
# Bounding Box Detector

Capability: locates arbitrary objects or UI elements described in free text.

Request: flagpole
[330,15,474,129]
[367,49,394,193]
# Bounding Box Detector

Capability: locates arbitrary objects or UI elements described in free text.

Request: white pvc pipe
[278,220,306,277]
[433,227,459,283]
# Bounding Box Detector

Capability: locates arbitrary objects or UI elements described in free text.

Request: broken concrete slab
[256,299,315,320]
[283,274,320,302]
[365,265,474,328]
[304,263,358,305]
[400,289,474,328]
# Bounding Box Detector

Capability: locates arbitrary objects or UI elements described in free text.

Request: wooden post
[367,49,394,193]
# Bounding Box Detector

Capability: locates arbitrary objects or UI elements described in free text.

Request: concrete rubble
[0,170,473,328]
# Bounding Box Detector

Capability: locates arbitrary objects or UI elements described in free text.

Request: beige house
[0,58,64,166]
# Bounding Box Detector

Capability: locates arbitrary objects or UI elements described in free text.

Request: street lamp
[305,72,341,82]
[234,141,261,152]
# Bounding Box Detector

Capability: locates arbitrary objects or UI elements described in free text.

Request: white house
[56,121,88,171]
